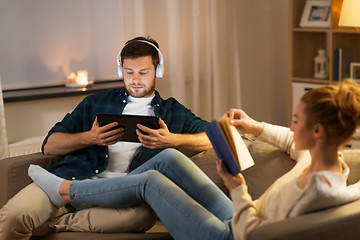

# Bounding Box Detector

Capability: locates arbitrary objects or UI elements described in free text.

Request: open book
[204,115,254,175]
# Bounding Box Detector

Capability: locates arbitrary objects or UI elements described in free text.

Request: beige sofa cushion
[190,139,297,200]
[243,140,296,199]
[342,149,360,185]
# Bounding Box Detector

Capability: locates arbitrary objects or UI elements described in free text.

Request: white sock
[28,164,66,207]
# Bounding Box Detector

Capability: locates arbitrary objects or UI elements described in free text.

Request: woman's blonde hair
[300,79,360,146]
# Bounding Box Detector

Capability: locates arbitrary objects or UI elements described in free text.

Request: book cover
[333,49,339,81]
[204,115,255,175]
[338,48,342,81]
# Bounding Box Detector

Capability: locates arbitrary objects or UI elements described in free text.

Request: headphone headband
[117,40,164,78]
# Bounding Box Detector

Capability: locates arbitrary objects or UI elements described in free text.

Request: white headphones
[117,40,164,78]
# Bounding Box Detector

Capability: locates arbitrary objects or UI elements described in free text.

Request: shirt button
[95,170,99,173]
[105,154,109,158]
[157,104,160,107]
[72,177,76,180]
[123,100,126,103]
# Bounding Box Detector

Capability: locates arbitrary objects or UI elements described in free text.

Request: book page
[217,115,254,170]
[229,125,254,170]
[217,115,237,156]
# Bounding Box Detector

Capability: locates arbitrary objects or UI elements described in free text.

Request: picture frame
[299,0,331,28]
[350,62,360,81]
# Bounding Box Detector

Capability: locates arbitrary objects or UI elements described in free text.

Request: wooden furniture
[3,80,124,103]
[288,0,360,123]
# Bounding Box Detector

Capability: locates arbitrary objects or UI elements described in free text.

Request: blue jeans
[69,148,235,240]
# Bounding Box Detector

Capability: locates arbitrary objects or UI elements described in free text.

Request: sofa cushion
[191,148,229,195]
[190,139,297,200]
[241,139,296,200]
[247,199,360,240]
[34,232,172,240]
[32,221,172,240]
[342,149,360,185]
[0,153,62,207]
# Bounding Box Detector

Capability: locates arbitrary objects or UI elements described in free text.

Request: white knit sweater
[231,123,360,240]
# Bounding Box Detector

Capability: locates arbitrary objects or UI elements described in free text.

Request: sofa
[1,138,360,240]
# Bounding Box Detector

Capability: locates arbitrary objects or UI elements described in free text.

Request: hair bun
[336,80,360,127]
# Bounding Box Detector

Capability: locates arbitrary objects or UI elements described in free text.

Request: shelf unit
[288,0,360,123]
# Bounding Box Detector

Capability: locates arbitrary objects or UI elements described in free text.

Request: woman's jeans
[69,148,235,240]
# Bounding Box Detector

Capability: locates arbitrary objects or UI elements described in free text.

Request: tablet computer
[97,113,160,143]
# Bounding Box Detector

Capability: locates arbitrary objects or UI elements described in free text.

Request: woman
[29,80,360,240]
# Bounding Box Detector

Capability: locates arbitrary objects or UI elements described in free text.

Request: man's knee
[156,148,189,167]
[129,204,157,232]
[0,183,57,239]
[161,148,184,159]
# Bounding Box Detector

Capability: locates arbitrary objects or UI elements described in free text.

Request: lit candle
[76,70,88,85]
[67,72,77,83]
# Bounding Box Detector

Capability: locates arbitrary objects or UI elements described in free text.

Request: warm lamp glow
[76,70,88,85]
[338,0,360,27]
[67,72,77,83]
[67,70,89,87]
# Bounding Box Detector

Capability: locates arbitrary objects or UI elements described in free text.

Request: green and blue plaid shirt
[43,88,208,180]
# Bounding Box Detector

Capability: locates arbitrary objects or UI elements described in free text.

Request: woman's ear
[313,123,325,139]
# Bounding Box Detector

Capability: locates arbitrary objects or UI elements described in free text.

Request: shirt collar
[119,88,162,108]
[151,90,162,108]
[120,87,128,98]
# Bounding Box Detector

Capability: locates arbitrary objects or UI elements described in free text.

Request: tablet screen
[97,113,160,143]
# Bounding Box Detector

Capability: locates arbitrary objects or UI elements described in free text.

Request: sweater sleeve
[230,123,305,239]
[257,122,305,162]
[230,185,270,240]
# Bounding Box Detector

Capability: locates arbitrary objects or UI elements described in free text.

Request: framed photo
[350,62,360,81]
[300,0,331,28]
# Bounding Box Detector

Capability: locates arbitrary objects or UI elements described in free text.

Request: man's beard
[125,84,155,98]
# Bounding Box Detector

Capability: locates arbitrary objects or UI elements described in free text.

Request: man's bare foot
[59,180,71,203]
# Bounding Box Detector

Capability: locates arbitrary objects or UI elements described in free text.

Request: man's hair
[120,37,160,69]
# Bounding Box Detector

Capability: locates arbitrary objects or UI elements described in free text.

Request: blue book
[204,115,254,175]
[334,49,339,81]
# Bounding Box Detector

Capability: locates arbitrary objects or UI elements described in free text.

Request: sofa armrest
[0,153,63,207]
[247,199,360,240]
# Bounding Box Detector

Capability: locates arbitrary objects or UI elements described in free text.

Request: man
[0,36,211,239]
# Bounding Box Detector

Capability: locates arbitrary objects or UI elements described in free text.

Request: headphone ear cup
[117,39,164,79]
[156,64,164,78]
[118,64,123,78]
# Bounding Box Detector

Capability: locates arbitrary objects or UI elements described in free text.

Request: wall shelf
[3,80,124,103]
[288,0,360,123]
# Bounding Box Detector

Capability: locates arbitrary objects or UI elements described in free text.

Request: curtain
[119,0,242,121]
[0,74,9,159]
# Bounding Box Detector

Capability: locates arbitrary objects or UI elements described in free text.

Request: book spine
[333,49,339,81]
[339,48,342,81]
[204,121,240,175]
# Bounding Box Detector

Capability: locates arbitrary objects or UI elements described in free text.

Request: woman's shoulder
[292,170,360,216]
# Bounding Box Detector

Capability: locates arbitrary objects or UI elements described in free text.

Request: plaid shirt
[43,88,208,180]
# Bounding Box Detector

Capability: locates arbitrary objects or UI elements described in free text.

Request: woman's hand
[216,160,246,192]
[227,108,264,137]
